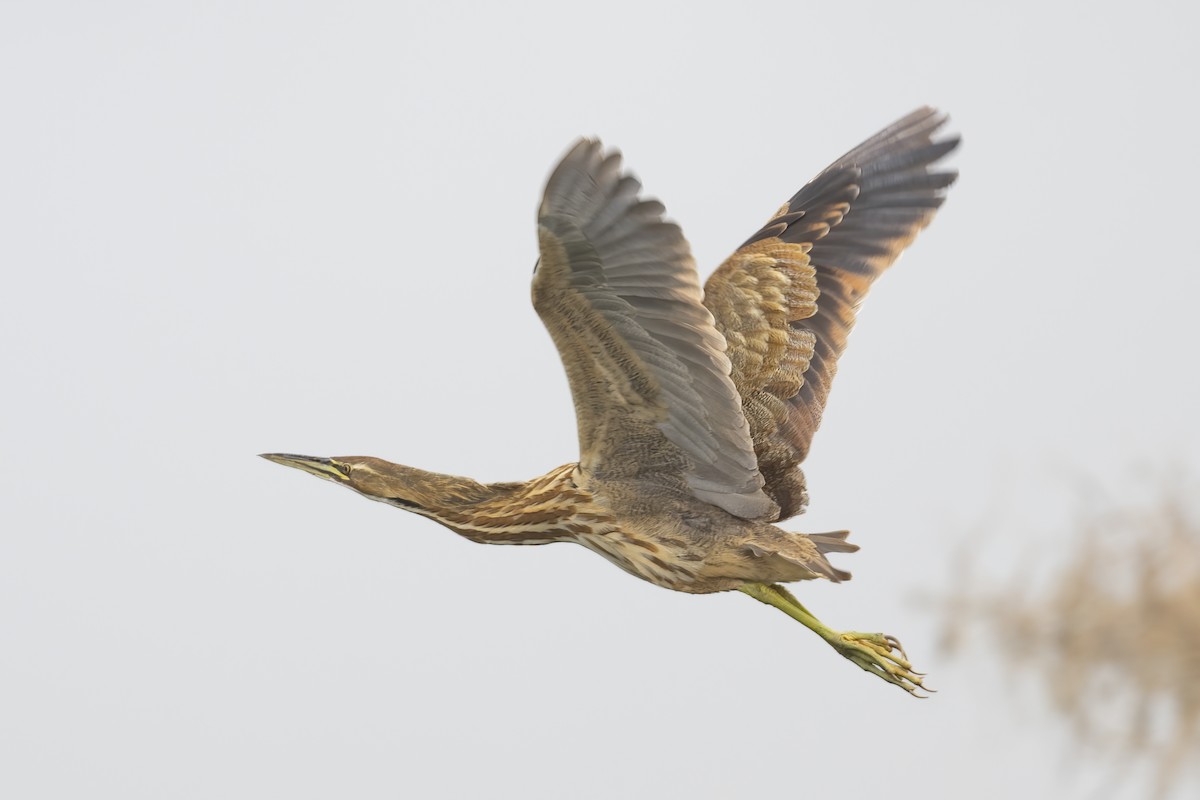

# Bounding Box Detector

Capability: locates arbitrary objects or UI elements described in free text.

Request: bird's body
[264,108,959,694]
[327,457,850,593]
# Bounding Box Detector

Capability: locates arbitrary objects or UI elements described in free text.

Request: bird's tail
[809,529,858,555]
[746,529,857,583]
[805,529,856,582]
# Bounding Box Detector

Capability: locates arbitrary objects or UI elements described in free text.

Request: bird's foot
[827,631,930,697]
[738,582,931,697]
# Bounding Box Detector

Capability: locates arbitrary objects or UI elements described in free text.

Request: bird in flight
[264,108,959,695]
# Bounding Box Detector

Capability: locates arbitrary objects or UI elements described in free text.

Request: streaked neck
[416,463,610,544]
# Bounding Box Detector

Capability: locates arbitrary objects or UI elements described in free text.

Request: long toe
[835,631,931,697]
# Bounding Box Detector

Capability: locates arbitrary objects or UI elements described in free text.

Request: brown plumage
[263,108,959,695]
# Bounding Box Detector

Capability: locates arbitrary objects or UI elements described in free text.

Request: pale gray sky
[3,1,1197,798]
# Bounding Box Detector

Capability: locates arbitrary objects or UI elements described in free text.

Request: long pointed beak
[259,453,348,483]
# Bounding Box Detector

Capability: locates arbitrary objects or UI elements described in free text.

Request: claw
[883,634,908,659]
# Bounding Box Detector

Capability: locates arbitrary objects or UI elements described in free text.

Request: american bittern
[264,108,959,695]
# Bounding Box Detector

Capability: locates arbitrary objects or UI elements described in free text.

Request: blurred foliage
[940,480,1200,798]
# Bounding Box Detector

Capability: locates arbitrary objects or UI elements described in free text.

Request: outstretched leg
[738,582,929,696]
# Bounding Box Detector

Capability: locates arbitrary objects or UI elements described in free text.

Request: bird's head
[260,453,487,512]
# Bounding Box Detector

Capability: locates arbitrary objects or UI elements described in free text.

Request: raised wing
[704,107,960,520]
[534,139,777,521]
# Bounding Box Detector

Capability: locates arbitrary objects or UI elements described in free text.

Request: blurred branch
[940,477,1200,798]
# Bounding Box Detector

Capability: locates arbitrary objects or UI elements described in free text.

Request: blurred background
[2,1,1197,797]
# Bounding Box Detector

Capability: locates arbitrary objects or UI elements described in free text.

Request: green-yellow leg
[738,582,929,697]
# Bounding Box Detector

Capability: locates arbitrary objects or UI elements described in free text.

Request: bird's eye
[336,462,352,476]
